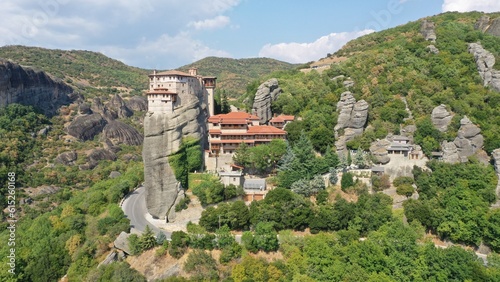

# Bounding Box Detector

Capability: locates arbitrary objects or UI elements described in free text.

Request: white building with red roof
[147,68,216,116]
[205,111,287,172]
[269,114,295,129]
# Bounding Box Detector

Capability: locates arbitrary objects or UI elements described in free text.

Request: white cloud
[188,16,230,30]
[258,30,374,64]
[442,0,500,12]
[100,32,232,69]
[0,0,240,68]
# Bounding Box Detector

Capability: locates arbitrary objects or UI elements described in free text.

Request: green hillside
[0,45,149,93]
[178,56,298,97]
[246,11,500,154]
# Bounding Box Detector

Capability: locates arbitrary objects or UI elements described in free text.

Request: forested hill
[244,11,500,156]
[0,46,297,99]
[178,56,298,97]
[0,45,149,92]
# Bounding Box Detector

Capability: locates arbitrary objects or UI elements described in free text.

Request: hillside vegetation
[178,56,298,97]
[0,45,149,94]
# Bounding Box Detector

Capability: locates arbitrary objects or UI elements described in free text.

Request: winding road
[122,185,172,239]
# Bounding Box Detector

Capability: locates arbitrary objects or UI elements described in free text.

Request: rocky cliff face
[0,59,73,116]
[252,78,282,124]
[143,98,207,221]
[442,116,486,163]
[475,15,500,37]
[66,94,144,145]
[468,43,500,92]
[334,91,368,153]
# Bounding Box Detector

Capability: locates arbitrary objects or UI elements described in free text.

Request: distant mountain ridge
[177,56,298,97]
[0,46,297,99]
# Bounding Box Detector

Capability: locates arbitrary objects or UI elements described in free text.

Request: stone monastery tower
[143,68,216,221]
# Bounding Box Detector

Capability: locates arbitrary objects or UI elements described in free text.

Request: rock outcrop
[102,120,143,146]
[468,43,500,92]
[334,91,368,153]
[126,96,148,112]
[492,149,500,208]
[143,97,207,221]
[0,59,74,116]
[421,19,437,42]
[106,94,133,119]
[370,139,391,164]
[431,104,453,132]
[66,113,107,141]
[55,151,78,166]
[475,15,500,37]
[252,78,282,124]
[442,116,486,163]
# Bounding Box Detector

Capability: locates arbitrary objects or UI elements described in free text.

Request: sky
[1,0,499,69]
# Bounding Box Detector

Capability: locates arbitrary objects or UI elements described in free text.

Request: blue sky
[1,0,499,69]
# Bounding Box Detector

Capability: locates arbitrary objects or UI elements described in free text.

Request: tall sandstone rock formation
[468,43,500,92]
[334,91,368,154]
[0,59,73,116]
[252,78,282,124]
[143,94,207,221]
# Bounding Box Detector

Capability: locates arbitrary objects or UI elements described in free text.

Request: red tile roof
[209,129,221,134]
[270,115,295,123]
[208,111,260,123]
[247,125,286,134]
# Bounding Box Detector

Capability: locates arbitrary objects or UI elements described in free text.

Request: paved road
[122,185,172,239]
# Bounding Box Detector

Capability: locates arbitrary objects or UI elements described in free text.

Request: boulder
[114,232,131,254]
[431,104,453,132]
[252,78,282,124]
[88,148,117,163]
[426,44,439,54]
[442,116,485,163]
[370,140,391,164]
[102,120,143,146]
[66,113,107,141]
[441,141,460,164]
[109,171,121,179]
[55,151,78,166]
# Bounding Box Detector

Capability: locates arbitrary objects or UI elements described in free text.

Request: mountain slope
[265,11,500,155]
[178,56,298,97]
[0,45,149,92]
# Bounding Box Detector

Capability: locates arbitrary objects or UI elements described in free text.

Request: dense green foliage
[0,104,49,208]
[0,163,143,281]
[233,139,287,174]
[405,160,497,247]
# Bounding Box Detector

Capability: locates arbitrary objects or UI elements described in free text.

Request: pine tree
[221,90,231,114]
[140,225,157,251]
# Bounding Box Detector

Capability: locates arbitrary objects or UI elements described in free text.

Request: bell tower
[203,76,217,116]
